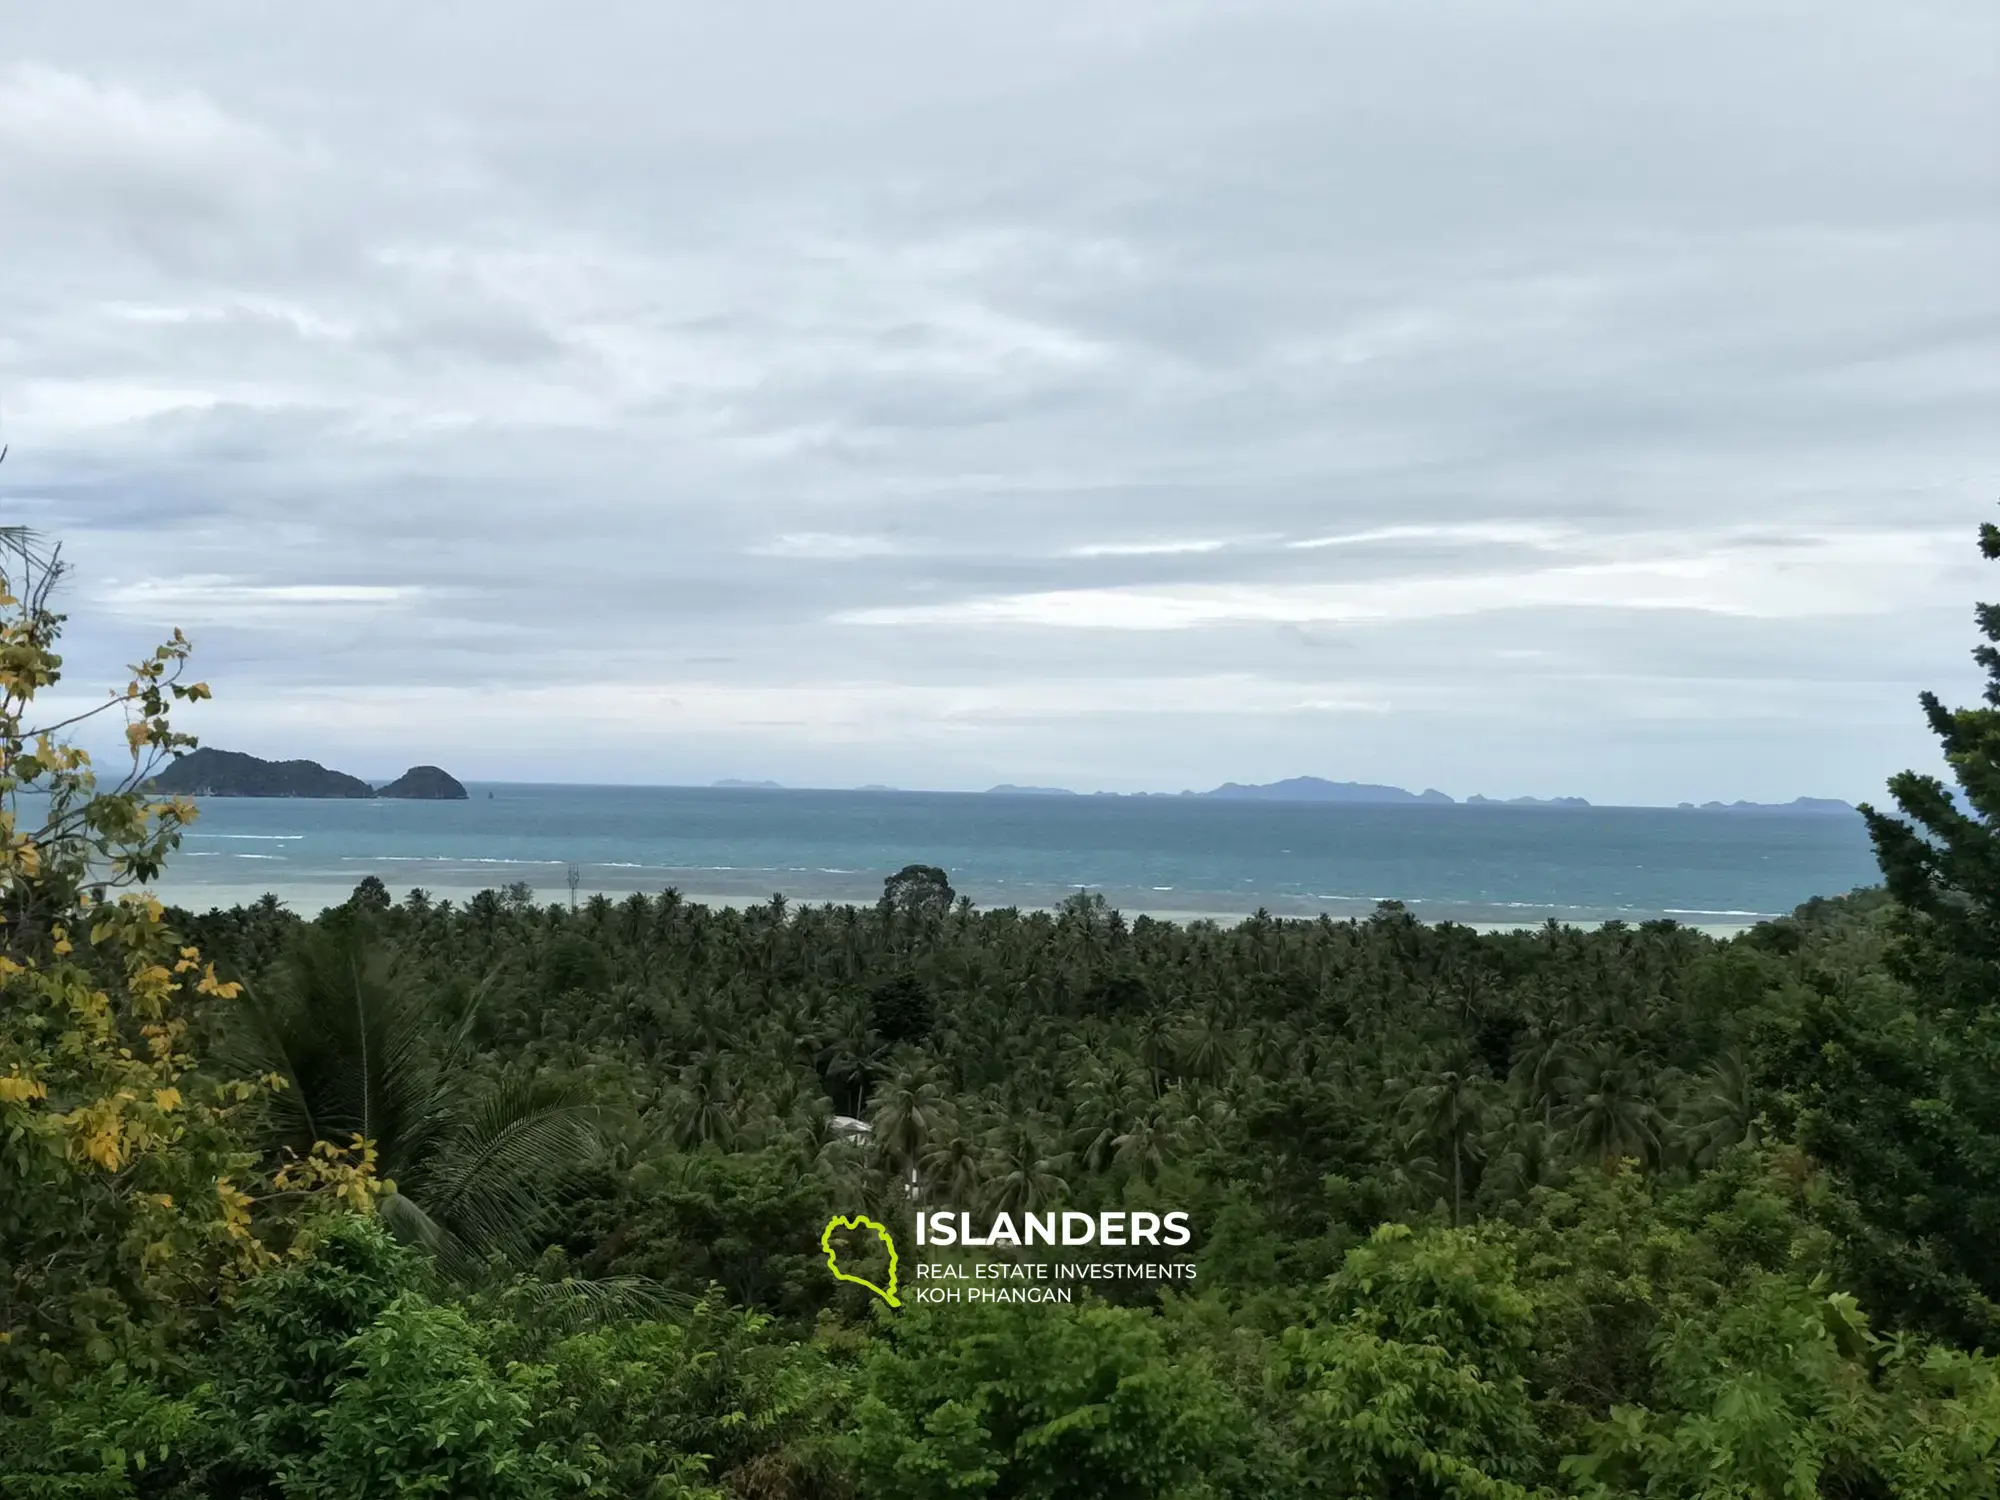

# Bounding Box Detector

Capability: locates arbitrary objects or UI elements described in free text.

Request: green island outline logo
[820,1213,902,1307]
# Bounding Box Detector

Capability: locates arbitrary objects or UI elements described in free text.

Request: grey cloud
[1,1,1995,800]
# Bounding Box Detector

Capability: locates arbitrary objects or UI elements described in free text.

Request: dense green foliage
[6,514,2000,1495]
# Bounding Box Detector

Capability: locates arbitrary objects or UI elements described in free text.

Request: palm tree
[1174,1011,1237,1083]
[871,1064,948,1193]
[1560,1046,1673,1172]
[1068,1057,1144,1173]
[1477,1107,1562,1207]
[1168,1082,1237,1154]
[981,1120,1071,1220]
[817,1009,890,1116]
[667,1049,738,1149]
[1136,1014,1178,1093]
[1242,1019,1295,1077]
[1507,1007,1577,1130]
[919,1128,984,1209]
[1681,1051,1761,1169]
[1111,1112,1172,1186]
[1401,1067,1489,1227]
[1380,1137,1448,1220]
[228,928,599,1272]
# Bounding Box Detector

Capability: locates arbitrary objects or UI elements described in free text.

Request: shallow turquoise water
[143,784,1881,927]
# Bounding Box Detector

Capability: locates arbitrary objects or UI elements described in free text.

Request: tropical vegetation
[4,511,2000,1495]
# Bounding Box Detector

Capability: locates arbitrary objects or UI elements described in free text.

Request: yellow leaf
[153,1087,182,1113]
[83,1129,124,1171]
[196,963,243,999]
[0,1073,47,1104]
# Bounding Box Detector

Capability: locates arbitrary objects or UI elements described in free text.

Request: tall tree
[1798,507,2000,1340]
[1401,1067,1490,1226]
[1862,510,2000,1015]
[870,1063,947,1191]
[882,864,955,922]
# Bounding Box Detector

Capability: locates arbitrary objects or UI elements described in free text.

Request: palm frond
[230,931,601,1272]
[225,930,446,1174]
[417,1079,601,1263]
[506,1275,695,1333]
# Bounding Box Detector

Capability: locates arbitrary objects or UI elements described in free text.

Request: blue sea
[145,784,1883,930]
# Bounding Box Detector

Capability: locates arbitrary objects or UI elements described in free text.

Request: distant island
[1677,797,1856,815]
[1202,777,1454,805]
[977,776,1854,810]
[145,748,467,800]
[993,778,1456,803]
[713,779,784,789]
[1191,780,1850,811]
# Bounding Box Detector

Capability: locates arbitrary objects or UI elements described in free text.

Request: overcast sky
[2,1,1995,802]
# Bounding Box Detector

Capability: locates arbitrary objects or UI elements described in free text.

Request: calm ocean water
[140,784,1883,930]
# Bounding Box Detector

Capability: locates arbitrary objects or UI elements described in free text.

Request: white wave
[341,855,556,866]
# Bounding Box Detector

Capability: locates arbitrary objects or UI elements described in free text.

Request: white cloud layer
[840,530,1958,629]
[1,2,1995,802]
